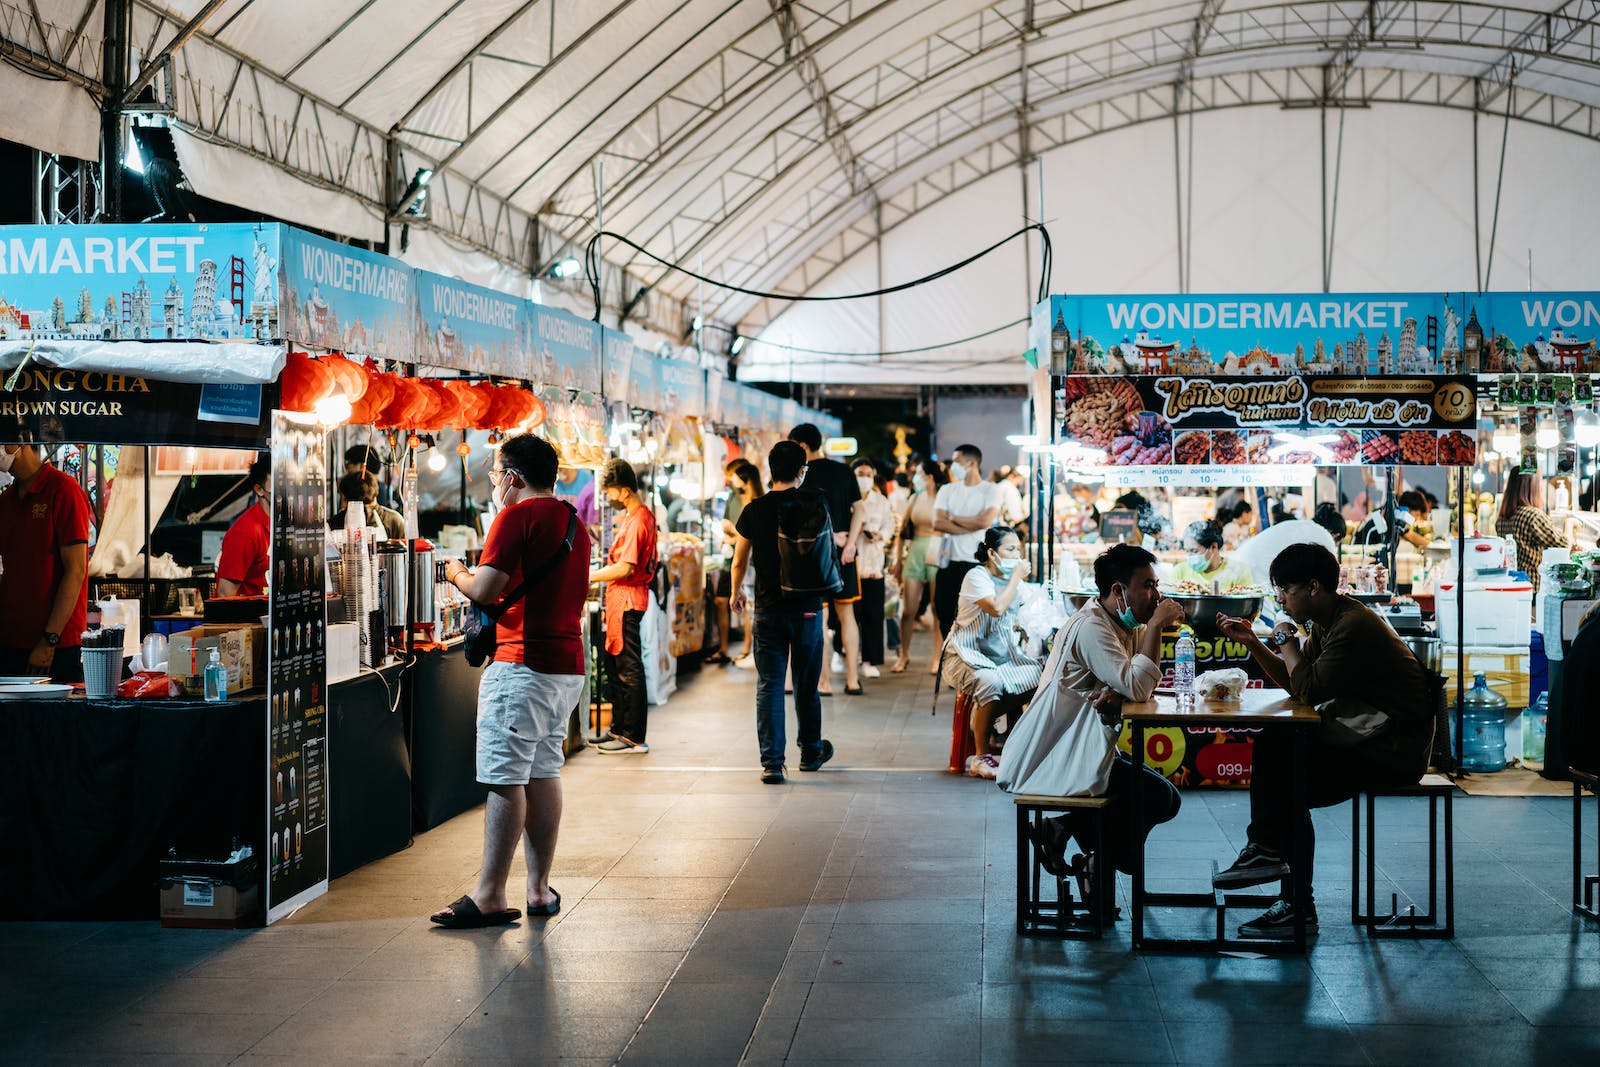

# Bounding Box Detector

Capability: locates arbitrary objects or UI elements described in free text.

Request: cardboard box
[171,623,266,692]
[159,880,260,928]
[1441,645,1530,709]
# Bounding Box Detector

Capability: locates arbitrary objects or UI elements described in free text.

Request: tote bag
[996,612,1119,797]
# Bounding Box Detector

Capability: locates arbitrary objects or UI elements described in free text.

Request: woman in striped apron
[942,526,1044,778]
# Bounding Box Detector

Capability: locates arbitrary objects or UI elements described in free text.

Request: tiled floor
[5,661,1600,1064]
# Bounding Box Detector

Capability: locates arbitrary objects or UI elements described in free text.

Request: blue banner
[0,223,280,342]
[656,358,704,418]
[530,304,601,392]
[1470,292,1600,371]
[601,327,635,402]
[415,270,527,377]
[628,348,660,411]
[280,227,413,358]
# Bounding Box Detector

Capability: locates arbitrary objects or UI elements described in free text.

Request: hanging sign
[628,349,661,411]
[280,228,413,358]
[601,328,635,402]
[415,270,527,377]
[656,358,705,418]
[266,414,330,923]
[0,222,281,342]
[198,382,264,425]
[1055,375,1477,467]
[0,369,273,446]
[530,305,601,392]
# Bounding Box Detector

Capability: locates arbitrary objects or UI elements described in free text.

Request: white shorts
[476,661,585,785]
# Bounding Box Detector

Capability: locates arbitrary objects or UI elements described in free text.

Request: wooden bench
[1350,773,1456,939]
[1014,793,1111,939]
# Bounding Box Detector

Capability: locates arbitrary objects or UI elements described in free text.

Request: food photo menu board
[266,413,330,923]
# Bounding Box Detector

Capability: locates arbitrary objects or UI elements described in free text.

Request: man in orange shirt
[0,443,92,682]
[590,459,658,754]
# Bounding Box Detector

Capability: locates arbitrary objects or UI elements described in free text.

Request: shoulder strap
[482,502,580,619]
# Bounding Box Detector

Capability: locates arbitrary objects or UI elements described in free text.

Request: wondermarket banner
[415,270,527,377]
[1054,375,1477,467]
[1037,291,1600,377]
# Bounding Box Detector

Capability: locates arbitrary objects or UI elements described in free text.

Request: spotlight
[692,315,704,332]
[393,167,433,218]
[729,335,745,356]
[547,257,581,279]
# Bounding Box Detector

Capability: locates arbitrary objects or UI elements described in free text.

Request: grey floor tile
[789,1015,981,1062]
[621,980,770,1064]
[814,947,983,984]
[979,1017,1176,1064]
[802,979,982,1019]
[425,980,659,1061]
[1165,1019,1367,1065]
[53,1011,288,1057]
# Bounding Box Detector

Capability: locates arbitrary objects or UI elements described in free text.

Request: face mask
[0,447,14,474]
[949,462,967,481]
[1187,553,1211,572]
[856,476,873,495]
[492,481,509,510]
[996,556,1023,575]
[1116,590,1138,629]
[912,474,926,491]
[608,494,628,511]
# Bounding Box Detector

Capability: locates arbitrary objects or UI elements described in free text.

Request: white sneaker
[861,663,881,678]
[831,653,846,674]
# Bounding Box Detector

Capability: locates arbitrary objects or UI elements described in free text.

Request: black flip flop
[430,894,521,928]
[525,888,561,917]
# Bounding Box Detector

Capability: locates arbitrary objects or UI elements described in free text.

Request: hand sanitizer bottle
[203,647,228,703]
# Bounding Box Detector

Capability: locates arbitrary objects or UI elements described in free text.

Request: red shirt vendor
[215,455,271,597]
[0,443,93,682]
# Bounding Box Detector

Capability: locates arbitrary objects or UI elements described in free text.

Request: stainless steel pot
[1404,634,1441,672]
[376,543,409,630]
[409,541,436,628]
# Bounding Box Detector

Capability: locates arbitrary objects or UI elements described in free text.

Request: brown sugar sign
[0,366,271,446]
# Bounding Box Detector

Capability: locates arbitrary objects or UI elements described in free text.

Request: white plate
[0,675,52,685]
[0,683,73,699]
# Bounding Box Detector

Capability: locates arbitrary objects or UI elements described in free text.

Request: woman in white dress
[942,526,1044,777]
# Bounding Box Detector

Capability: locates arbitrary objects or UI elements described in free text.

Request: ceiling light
[548,257,581,279]
[1536,426,1559,450]
[393,167,433,218]
[729,335,745,356]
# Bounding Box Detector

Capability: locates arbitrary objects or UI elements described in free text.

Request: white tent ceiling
[7,2,1600,382]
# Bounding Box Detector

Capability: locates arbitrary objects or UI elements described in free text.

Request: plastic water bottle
[1456,672,1507,772]
[1174,627,1197,695]
[1525,692,1548,763]
[203,646,228,703]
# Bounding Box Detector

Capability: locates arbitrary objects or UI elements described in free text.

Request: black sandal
[525,888,561,917]
[430,895,521,929]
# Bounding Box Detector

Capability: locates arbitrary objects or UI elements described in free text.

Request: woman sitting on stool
[942,526,1044,778]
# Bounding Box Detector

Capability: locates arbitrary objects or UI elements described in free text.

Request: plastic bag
[1014,585,1066,653]
[1194,668,1248,701]
[997,613,1118,797]
[116,672,181,699]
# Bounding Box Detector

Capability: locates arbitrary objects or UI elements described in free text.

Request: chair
[1014,793,1110,939]
[1350,774,1455,939]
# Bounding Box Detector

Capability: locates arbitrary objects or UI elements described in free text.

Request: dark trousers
[605,609,648,743]
[0,645,85,684]
[935,561,977,638]
[753,607,825,770]
[1247,730,1422,897]
[854,577,886,665]
[1061,756,1182,875]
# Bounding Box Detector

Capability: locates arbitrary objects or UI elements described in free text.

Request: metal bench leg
[1365,792,1377,938]
[1443,789,1455,938]
[1426,792,1439,923]
[1016,805,1029,934]
[1350,794,1362,928]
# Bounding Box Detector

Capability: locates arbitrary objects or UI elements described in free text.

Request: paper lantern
[444,380,485,431]
[279,351,335,413]
[410,380,447,429]
[424,380,463,430]
[322,355,368,403]
[349,366,395,426]
[377,377,423,428]
[467,383,498,429]
[520,394,547,431]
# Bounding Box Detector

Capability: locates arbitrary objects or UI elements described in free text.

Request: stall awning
[1,340,286,385]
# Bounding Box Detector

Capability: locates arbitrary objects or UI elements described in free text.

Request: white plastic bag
[1014,585,1066,655]
[996,616,1118,797]
[1193,668,1248,700]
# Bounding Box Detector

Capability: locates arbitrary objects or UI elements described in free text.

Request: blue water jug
[1456,672,1508,773]
[1525,692,1548,763]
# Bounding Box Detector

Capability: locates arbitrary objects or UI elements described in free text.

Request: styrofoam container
[1435,581,1533,647]
[326,623,360,684]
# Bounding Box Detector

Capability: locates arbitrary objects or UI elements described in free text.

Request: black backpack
[776,491,844,599]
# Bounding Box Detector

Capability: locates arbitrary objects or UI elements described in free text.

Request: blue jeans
[753,607,825,770]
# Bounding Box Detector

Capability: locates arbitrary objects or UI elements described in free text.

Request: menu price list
[267,415,330,917]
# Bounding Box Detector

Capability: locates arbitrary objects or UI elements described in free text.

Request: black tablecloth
[410,648,488,831]
[328,664,412,878]
[0,696,265,920]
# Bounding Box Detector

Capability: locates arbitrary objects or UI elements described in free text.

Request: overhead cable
[738,317,1030,359]
[584,225,1053,324]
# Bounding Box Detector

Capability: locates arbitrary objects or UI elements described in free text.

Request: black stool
[1350,773,1455,939]
[1574,769,1600,923]
[1014,794,1110,939]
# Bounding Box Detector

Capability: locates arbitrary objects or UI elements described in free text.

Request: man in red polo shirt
[0,443,93,682]
[590,458,658,754]
[215,456,271,597]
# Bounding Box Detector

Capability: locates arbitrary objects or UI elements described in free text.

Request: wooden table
[1124,689,1321,953]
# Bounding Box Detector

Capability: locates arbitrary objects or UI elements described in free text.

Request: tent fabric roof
[10,2,1600,380]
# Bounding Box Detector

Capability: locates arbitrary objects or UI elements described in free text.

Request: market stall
[1031,289,1495,786]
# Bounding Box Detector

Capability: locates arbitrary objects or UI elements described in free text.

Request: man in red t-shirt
[430,433,590,929]
[589,459,658,754]
[0,443,92,682]
[215,456,271,597]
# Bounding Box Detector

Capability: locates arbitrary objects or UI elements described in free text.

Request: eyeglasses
[1272,583,1300,600]
[489,467,517,485]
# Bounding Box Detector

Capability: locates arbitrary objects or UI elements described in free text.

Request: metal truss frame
[31,150,103,225]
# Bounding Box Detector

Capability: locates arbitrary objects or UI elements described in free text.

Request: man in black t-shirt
[732,440,836,784]
[788,423,865,694]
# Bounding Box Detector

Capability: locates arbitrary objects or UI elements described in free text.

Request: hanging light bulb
[1472,469,1486,486]
[1492,428,1519,455]
[1575,414,1600,448]
[427,449,447,473]
[314,393,352,427]
[1536,424,1559,450]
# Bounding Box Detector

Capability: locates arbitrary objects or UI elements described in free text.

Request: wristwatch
[43,631,60,647]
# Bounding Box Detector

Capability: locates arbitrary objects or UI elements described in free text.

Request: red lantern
[467,383,498,429]
[521,394,547,430]
[349,366,395,425]
[279,351,336,413]
[412,381,448,429]
[322,355,368,403]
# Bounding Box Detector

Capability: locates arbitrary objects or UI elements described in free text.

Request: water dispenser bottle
[1456,672,1508,773]
[1525,692,1548,763]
